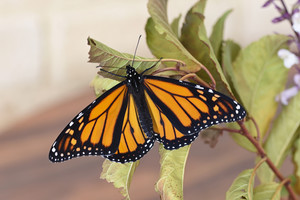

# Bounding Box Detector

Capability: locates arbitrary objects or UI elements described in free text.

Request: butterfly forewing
[143,76,246,135]
[49,82,128,162]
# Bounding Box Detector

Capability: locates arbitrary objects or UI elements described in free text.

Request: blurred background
[0,0,294,199]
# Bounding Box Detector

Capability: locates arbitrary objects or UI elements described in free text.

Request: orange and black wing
[49,81,154,163]
[103,94,155,163]
[49,82,129,162]
[143,76,246,148]
[145,91,199,149]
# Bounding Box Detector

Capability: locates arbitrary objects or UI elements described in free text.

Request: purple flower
[294,73,300,87]
[292,12,300,33]
[278,49,299,68]
[276,86,298,105]
[262,0,275,8]
[276,74,300,105]
[272,15,287,23]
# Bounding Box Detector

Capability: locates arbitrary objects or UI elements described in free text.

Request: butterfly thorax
[126,65,142,93]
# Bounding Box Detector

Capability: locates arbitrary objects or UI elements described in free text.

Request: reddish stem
[237,121,298,200]
[248,117,261,141]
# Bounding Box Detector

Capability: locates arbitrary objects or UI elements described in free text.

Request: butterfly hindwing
[143,76,246,136]
[145,91,199,149]
[49,82,129,162]
[104,94,155,163]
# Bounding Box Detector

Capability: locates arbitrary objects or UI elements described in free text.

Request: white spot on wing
[76,112,83,119]
[195,85,204,89]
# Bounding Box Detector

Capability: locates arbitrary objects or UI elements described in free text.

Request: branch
[237,121,298,200]
[248,117,261,141]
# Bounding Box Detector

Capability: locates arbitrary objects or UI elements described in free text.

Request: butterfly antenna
[100,68,126,78]
[131,35,142,67]
[141,57,162,75]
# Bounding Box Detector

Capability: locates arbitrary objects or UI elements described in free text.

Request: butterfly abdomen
[134,94,154,138]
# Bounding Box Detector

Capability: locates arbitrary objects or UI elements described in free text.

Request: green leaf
[222,40,241,101]
[253,182,282,200]
[226,169,255,200]
[226,158,266,200]
[209,9,233,62]
[257,91,300,182]
[293,133,300,194]
[90,75,119,97]
[146,0,202,72]
[222,41,245,151]
[100,160,140,200]
[293,129,300,178]
[180,0,233,97]
[231,35,289,150]
[87,37,163,78]
[171,14,181,38]
[155,145,190,200]
[222,40,250,153]
[281,175,299,197]
[223,40,241,64]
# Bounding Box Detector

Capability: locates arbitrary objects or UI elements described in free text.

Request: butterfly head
[126,65,141,79]
[126,65,142,90]
[126,65,135,73]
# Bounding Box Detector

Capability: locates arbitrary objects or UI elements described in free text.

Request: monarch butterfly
[49,58,246,163]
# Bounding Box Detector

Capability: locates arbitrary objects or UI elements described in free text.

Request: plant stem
[249,117,261,141]
[237,121,298,200]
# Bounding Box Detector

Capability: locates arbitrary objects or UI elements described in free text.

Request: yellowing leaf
[180,0,233,97]
[171,14,181,38]
[155,145,190,200]
[146,0,203,72]
[100,160,140,200]
[88,37,163,78]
